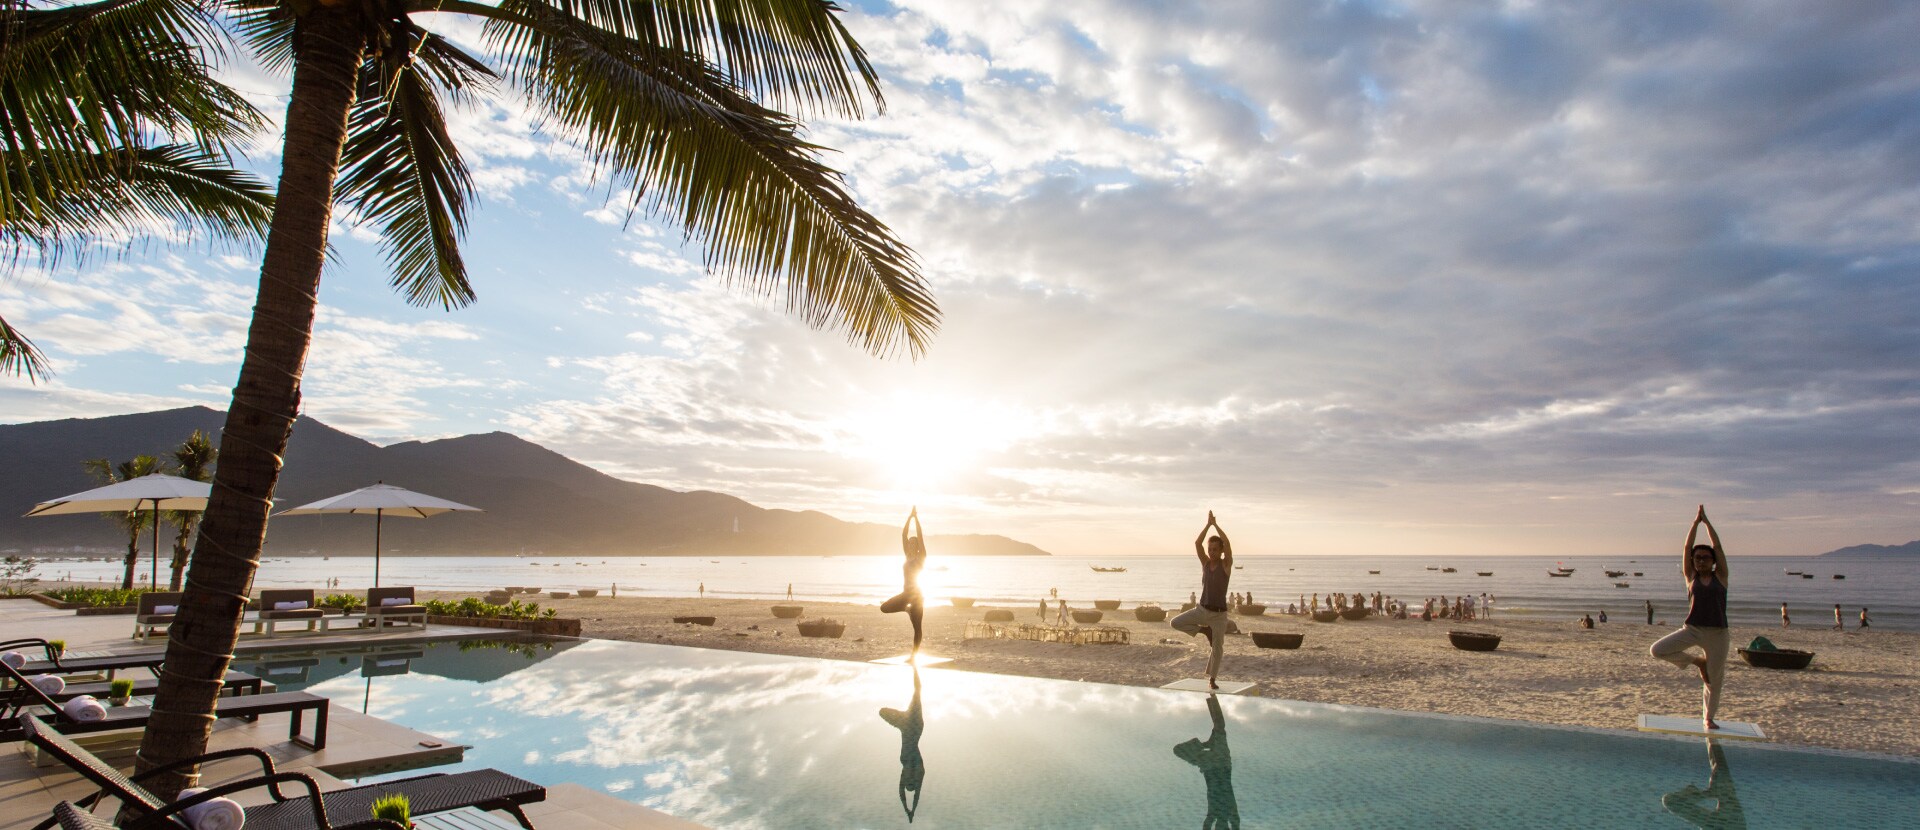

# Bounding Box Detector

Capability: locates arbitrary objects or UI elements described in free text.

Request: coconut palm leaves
[164,430,215,591]
[0,0,274,380]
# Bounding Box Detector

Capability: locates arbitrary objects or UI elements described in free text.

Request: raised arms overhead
[1683,505,1729,583]
[1194,513,1212,562]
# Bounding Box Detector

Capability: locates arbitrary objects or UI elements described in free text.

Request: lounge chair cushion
[371,603,427,615]
[138,613,176,624]
[261,607,325,619]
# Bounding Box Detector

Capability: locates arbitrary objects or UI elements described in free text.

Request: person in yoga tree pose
[1170,512,1234,689]
[1651,506,1732,730]
[881,507,928,655]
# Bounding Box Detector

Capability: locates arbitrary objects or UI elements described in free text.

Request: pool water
[234,638,1920,829]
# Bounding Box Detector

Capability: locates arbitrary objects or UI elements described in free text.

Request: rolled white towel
[177,787,246,830]
[62,695,107,723]
[152,604,178,615]
[0,650,23,668]
[272,601,309,611]
[29,675,64,696]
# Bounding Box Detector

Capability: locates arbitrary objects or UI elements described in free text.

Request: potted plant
[108,678,134,706]
[372,793,412,828]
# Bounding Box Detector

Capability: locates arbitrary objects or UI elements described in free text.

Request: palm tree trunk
[119,524,138,590]
[168,521,192,591]
[133,4,366,798]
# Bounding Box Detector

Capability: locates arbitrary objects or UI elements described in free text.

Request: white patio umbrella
[276,483,482,586]
[26,473,212,589]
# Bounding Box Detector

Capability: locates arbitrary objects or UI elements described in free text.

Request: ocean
[30,552,1916,631]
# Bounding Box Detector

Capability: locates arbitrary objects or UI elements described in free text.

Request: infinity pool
[235,638,1920,829]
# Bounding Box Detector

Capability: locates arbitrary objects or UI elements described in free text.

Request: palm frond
[335,25,493,309]
[510,0,882,118]
[482,0,936,356]
[2,143,273,258]
[0,312,50,380]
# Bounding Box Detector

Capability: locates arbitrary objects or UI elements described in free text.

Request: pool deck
[0,598,707,829]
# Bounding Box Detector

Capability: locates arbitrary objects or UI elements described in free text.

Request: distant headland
[1817,540,1920,558]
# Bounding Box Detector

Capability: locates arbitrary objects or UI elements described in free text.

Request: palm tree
[143,0,940,791]
[1,0,276,381]
[164,431,216,591]
[81,454,173,589]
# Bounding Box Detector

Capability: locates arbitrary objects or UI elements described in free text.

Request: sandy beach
[422,591,1920,758]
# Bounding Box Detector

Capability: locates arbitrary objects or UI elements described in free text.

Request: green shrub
[43,587,153,607]
[422,597,546,621]
[319,593,366,613]
[371,793,410,827]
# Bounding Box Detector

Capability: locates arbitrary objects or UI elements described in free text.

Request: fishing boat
[1785,570,1803,575]
[1802,574,1813,579]
[1477,571,1493,577]
[1426,567,1439,571]
[1090,566,1127,573]
[1615,582,1630,588]
[1548,571,1572,578]
[1368,570,1381,575]
[1604,570,1626,578]
[1833,574,1846,580]
[1554,566,1576,574]
[1440,567,1457,573]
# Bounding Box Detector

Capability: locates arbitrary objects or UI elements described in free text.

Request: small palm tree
[1,0,275,381]
[145,0,940,793]
[82,454,174,589]
[164,431,216,590]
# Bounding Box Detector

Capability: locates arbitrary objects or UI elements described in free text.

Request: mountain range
[0,407,1048,557]
[1817,540,1920,558]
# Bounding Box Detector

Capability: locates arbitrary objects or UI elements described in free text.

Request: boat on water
[1604,570,1626,578]
[1368,570,1381,575]
[1234,566,1245,570]
[1425,567,1439,571]
[1090,566,1127,573]
[1554,567,1576,574]
[1440,567,1457,573]
[1834,574,1846,580]
[1786,570,1803,575]
[1802,574,1814,579]
[1477,571,1493,577]
[1548,571,1572,577]
[1615,582,1630,588]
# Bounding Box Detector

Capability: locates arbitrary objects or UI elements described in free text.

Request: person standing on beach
[1039,598,1049,620]
[881,508,929,655]
[1171,512,1234,690]
[1860,608,1870,629]
[1833,604,1843,630]
[1780,602,1790,628]
[787,583,793,601]
[698,581,705,598]
[1647,599,1655,625]
[1650,506,1732,731]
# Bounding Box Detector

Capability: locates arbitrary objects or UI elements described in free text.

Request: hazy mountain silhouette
[1817,540,1920,558]
[0,407,1048,557]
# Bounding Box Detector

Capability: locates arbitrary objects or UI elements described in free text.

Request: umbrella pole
[150,500,160,590]
[374,509,383,588]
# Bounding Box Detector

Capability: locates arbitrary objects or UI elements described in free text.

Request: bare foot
[1705,719,1720,730]
[1209,677,1220,690]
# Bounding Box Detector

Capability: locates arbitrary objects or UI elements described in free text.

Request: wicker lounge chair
[42,671,266,703]
[257,589,327,635]
[2,662,331,749]
[1,638,165,680]
[366,587,428,630]
[22,715,540,830]
[132,592,184,641]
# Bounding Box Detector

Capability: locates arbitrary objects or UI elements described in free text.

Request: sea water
[34,553,1919,630]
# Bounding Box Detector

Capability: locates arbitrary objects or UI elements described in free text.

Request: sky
[4,1,1919,558]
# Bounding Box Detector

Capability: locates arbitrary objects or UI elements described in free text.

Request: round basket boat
[1134,606,1167,623]
[1311,610,1339,623]
[1250,632,1304,650]
[950,597,976,608]
[1071,609,1104,624]
[575,589,599,598]
[522,587,541,594]
[1340,606,1370,621]
[548,591,570,599]
[770,605,803,619]
[796,618,845,638]
[983,609,1015,622]
[1234,604,1267,616]
[1738,647,1813,670]
[1094,600,1122,611]
[672,615,716,626]
[1448,631,1501,651]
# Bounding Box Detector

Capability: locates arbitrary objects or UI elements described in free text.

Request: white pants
[1170,606,1231,678]
[1650,624,1731,722]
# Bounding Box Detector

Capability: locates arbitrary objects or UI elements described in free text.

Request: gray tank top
[1200,562,1230,611]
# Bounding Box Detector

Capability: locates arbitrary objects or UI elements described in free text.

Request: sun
[845,394,1019,492]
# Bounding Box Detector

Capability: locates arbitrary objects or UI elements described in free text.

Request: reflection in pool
[235,638,1919,829]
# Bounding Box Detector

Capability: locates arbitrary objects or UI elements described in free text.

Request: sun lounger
[365,586,428,630]
[41,671,267,703]
[3,638,165,681]
[23,715,544,830]
[2,662,331,749]
[256,589,328,635]
[132,592,184,641]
